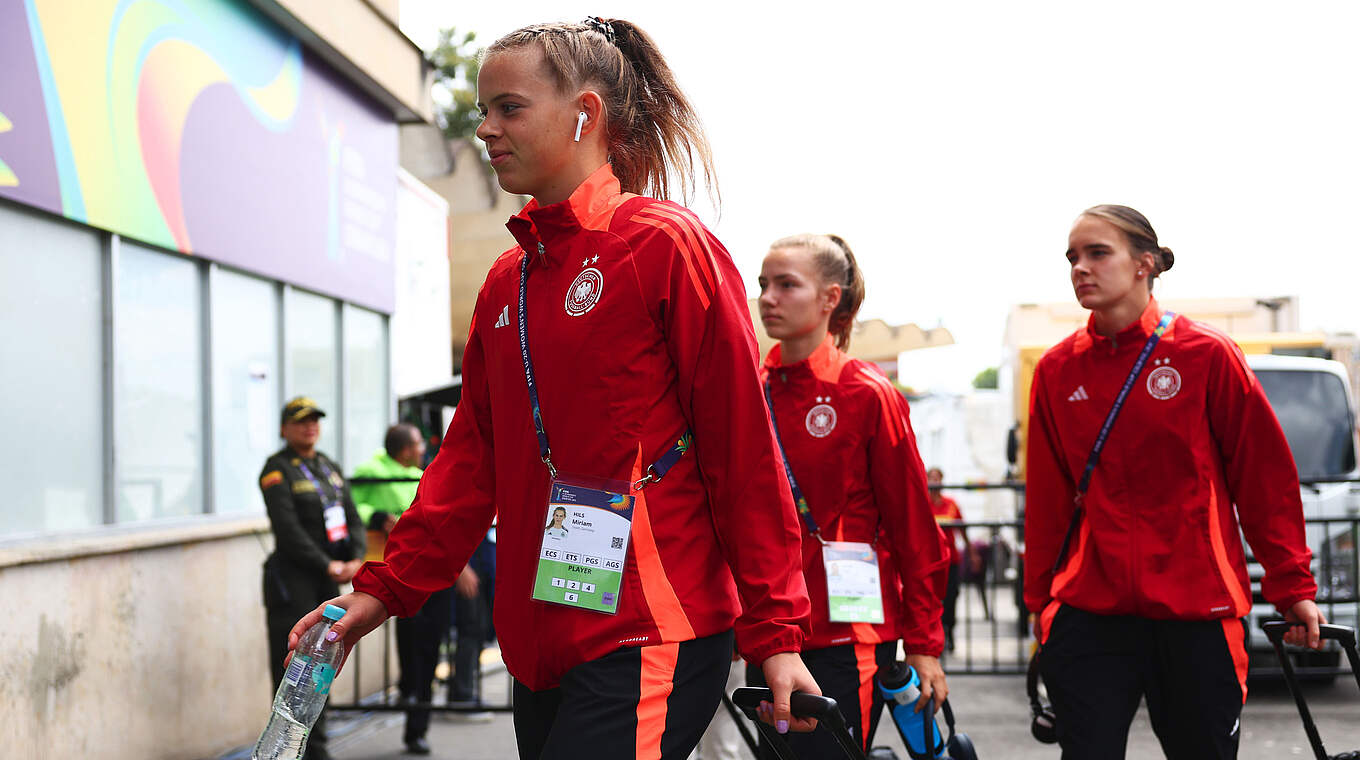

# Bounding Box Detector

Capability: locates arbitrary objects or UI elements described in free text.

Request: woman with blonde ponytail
[284,17,820,760]
[754,233,951,757]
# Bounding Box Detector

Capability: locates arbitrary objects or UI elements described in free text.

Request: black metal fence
[325,618,514,714]
[933,478,1360,678]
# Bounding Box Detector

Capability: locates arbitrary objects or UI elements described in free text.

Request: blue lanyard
[296,458,339,507]
[516,248,691,490]
[762,379,821,538]
[1051,310,1176,575]
[1075,311,1177,497]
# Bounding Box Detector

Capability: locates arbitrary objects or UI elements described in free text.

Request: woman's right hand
[285,591,389,669]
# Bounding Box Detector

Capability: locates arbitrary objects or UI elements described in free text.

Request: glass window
[288,290,340,459]
[343,305,388,473]
[0,203,104,536]
[212,269,280,514]
[1256,369,1358,479]
[115,241,204,522]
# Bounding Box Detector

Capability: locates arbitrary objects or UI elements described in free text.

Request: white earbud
[574,111,587,142]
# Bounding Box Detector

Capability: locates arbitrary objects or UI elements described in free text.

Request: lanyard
[763,379,822,539]
[1051,311,1176,575]
[516,248,691,490]
[296,458,339,507]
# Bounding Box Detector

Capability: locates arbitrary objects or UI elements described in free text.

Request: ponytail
[768,233,866,351]
[486,18,718,207]
[826,235,866,351]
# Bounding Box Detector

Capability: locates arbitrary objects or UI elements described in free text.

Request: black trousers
[512,629,734,760]
[942,563,962,640]
[1039,604,1247,760]
[450,581,493,702]
[746,641,897,758]
[396,588,453,742]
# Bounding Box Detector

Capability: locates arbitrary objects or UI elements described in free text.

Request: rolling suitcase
[1261,620,1360,760]
[729,687,977,760]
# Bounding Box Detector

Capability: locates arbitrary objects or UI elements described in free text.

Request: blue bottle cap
[323,604,346,622]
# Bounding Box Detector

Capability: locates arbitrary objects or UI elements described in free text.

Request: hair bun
[1158,246,1174,273]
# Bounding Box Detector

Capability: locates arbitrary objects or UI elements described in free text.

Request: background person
[927,467,966,652]
[351,423,449,756]
[751,233,950,757]
[259,397,365,760]
[1025,204,1324,759]
[287,17,818,760]
[447,530,496,717]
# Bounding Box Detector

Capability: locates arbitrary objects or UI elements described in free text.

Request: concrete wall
[261,0,433,123]
[1,520,396,759]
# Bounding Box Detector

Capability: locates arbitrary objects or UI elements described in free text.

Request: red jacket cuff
[352,562,420,619]
[738,627,803,667]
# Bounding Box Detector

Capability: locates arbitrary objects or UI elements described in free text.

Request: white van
[1244,354,1360,676]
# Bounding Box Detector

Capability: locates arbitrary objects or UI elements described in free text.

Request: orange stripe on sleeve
[853,643,879,750]
[639,206,724,288]
[629,213,712,309]
[636,642,680,760]
[630,446,697,642]
[1220,618,1249,704]
[859,369,906,445]
[1206,480,1252,616]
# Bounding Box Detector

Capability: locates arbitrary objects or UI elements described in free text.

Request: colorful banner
[0,0,397,312]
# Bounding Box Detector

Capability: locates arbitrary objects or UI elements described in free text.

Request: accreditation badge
[822,540,885,624]
[323,503,349,543]
[531,477,633,615]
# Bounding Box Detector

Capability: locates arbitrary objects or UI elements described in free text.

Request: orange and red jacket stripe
[354,165,812,691]
[1024,297,1316,621]
[762,336,949,656]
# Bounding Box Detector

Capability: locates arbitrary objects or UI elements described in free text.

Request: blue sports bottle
[877,661,945,759]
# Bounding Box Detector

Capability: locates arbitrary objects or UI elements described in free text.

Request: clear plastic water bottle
[877,661,944,759]
[253,604,347,760]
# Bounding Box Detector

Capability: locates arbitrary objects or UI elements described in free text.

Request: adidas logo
[1067,385,1090,402]
[493,305,510,329]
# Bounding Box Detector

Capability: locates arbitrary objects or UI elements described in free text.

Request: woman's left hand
[1283,599,1327,650]
[756,652,822,734]
[905,653,949,712]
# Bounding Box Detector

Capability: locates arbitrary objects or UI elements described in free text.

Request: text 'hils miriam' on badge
[532,478,634,614]
[823,540,885,624]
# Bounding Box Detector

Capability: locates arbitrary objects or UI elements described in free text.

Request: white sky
[400,1,1360,391]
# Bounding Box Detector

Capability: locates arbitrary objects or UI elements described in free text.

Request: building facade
[0,1,443,756]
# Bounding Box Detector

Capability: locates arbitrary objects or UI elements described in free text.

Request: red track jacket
[353,165,811,690]
[1025,298,1316,625]
[762,337,948,656]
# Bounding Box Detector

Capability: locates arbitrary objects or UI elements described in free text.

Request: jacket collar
[1076,296,1163,352]
[763,334,849,384]
[505,164,629,262]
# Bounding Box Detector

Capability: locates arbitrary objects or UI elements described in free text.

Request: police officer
[260,397,365,760]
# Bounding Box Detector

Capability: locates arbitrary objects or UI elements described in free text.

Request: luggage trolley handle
[1261,621,1360,686]
[731,687,868,760]
[1261,621,1360,760]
